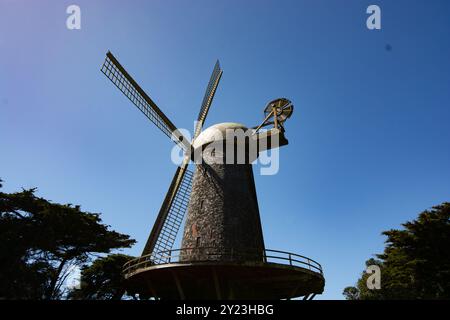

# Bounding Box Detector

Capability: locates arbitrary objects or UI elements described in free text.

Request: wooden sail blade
[141,157,193,260]
[101,51,191,151]
[193,60,223,139]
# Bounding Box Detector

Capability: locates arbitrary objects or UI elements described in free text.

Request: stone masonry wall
[180,148,265,262]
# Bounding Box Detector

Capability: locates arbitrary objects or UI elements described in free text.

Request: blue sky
[1,0,450,299]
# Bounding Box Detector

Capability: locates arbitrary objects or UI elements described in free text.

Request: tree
[343,258,384,300]
[0,181,136,299]
[68,254,135,300]
[343,203,450,300]
[343,286,359,300]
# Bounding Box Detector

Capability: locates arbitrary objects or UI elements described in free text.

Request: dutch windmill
[101,52,324,300]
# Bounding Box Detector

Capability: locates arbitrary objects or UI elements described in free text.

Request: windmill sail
[101,53,223,262]
[193,60,223,139]
[101,52,191,151]
[140,61,224,260]
[141,158,193,261]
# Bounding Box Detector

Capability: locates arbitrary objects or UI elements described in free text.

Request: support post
[212,268,222,300]
[171,271,185,300]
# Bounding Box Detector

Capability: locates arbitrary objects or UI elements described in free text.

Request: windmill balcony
[124,247,323,276]
[123,247,324,300]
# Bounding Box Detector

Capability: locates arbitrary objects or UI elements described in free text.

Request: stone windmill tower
[101,52,325,299]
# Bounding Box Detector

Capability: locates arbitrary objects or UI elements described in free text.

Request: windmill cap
[192,122,250,150]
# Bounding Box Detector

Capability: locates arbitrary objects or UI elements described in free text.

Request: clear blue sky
[1,0,450,299]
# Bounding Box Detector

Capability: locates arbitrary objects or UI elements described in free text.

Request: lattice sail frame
[101,52,191,151]
[150,165,193,263]
[101,52,222,261]
[194,60,223,139]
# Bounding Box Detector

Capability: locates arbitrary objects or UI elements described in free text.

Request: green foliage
[343,286,359,300]
[0,181,136,299]
[68,254,135,300]
[347,258,385,300]
[343,203,450,300]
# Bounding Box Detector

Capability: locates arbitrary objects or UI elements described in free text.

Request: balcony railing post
[289,253,292,266]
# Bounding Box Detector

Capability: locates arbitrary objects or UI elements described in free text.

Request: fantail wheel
[254,98,294,133]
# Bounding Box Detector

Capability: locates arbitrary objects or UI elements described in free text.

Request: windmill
[101,52,325,299]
